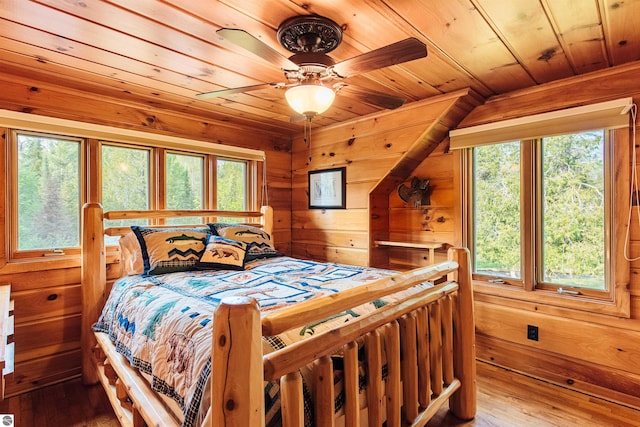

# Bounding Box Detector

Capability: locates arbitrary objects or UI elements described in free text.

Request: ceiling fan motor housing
[277,15,343,54]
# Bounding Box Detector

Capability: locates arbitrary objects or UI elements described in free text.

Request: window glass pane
[17,133,80,250]
[473,142,521,278]
[541,131,605,289]
[102,145,150,244]
[166,153,204,225]
[217,159,247,222]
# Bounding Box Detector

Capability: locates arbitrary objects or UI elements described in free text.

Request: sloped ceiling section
[374,88,484,195]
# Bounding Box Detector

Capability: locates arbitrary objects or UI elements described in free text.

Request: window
[2,109,264,262]
[217,158,247,211]
[472,131,607,293]
[14,132,82,253]
[473,142,521,279]
[450,99,631,316]
[102,144,150,244]
[165,152,204,225]
[539,131,605,290]
[216,158,248,223]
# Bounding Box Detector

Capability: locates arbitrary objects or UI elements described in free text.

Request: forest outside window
[165,152,204,225]
[12,131,82,257]
[102,144,151,245]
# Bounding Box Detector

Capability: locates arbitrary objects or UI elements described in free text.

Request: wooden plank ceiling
[0,0,638,138]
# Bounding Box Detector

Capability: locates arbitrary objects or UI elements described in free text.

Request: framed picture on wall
[308,167,346,209]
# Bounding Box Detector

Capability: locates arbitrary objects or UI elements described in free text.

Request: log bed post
[211,297,265,427]
[448,247,476,420]
[81,202,106,384]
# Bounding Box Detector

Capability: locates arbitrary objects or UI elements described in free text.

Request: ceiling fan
[197,14,428,120]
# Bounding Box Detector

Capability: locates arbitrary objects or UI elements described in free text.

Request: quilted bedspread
[93,256,415,427]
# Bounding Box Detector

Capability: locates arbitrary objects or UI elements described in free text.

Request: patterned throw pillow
[131,226,211,275]
[209,223,281,261]
[196,235,248,271]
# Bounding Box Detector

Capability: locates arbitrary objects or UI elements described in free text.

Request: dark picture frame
[308,167,346,209]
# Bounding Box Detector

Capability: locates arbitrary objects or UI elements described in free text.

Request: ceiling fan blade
[332,38,427,78]
[196,83,283,99]
[217,28,299,71]
[336,85,406,110]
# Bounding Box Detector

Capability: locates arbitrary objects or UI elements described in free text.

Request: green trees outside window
[472,131,606,290]
[17,133,80,250]
[13,129,254,255]
[166,152,204,225]
[541,131,605,289]
[473,141,521,278]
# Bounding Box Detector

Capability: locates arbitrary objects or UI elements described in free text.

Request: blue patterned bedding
[94,256,415,426]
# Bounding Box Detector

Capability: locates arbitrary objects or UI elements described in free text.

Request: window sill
[472,279,630,319]
[0,251,120,274]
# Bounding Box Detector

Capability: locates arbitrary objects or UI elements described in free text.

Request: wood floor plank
[0,361,637,426]
[427,362,640,426]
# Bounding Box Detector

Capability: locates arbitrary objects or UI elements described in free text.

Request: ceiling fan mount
[276,15,343,54]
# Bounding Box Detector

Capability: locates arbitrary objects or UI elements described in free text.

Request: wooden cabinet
[0,284,14,399]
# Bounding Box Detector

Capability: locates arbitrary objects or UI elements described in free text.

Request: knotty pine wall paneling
[0,70,293,396]
[291,89,481,267]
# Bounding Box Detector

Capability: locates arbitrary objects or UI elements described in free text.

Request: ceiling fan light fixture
[285,83,335,117]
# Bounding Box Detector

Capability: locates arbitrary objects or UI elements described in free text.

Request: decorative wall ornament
[398,176,431,208]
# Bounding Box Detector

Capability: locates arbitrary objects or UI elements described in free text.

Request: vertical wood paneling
[292,91,480,266]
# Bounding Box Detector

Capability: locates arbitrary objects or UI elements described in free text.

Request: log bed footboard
[81,203,476,427]
[212,247,475,427]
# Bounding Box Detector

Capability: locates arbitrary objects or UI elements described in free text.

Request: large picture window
[471,132,607,292]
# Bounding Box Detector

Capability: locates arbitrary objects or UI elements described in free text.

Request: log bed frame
[81,203,476,426]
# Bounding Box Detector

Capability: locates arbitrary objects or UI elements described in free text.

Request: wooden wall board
[476,335,640,409]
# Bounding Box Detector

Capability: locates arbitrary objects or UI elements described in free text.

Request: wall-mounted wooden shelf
[374,240,444,265]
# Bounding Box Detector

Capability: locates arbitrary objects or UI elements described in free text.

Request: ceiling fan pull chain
[309,119,312,162]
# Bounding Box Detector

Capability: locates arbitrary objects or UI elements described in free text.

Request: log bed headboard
[80,203,273,385]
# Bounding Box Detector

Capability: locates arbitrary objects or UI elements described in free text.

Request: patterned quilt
[93,256,423,426]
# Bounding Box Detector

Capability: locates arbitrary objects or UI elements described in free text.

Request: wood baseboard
[476,334,640,409]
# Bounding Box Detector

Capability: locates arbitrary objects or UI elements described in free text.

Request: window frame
[0,109,265,266]
[533,131,611,299]
[465,128,629,317]
[9,129,85,259]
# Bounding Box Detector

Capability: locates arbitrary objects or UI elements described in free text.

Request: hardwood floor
[0,361,638,426]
